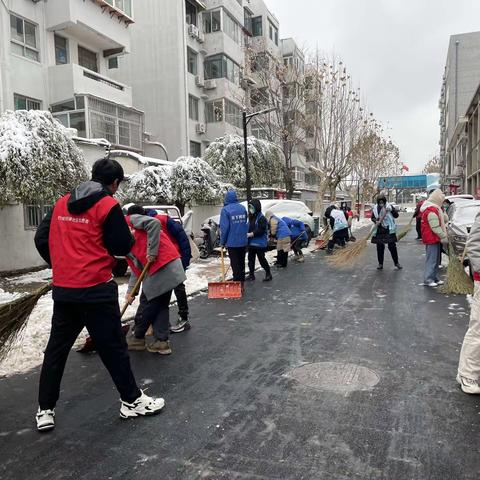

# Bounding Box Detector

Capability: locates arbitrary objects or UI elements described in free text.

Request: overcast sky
[265,0,480,172]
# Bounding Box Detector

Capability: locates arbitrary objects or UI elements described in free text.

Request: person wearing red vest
[124,205,186,355]
[33,159,165,432]
[457,209,480,394]
[420,189,448,287]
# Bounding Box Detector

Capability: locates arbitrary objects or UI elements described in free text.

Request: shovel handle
[221,248,226,282]
[120,260,153,318]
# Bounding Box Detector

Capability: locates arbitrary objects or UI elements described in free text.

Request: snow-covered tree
[0,110,88,205]
[118,165,173,205]
[171,156,223,214]
[203,134,284,189]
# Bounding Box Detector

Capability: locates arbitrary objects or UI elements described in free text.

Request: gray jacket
[467,211,480,274]
[127,214,186,301]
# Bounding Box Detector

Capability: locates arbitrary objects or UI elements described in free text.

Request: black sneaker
[263,273,273,282]
[170,318,191,333]
[377,264,383,270]
[246,274,255,281]
[395,263,403,270]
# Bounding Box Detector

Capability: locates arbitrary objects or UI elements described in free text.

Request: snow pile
[119,165,173,204]
[6,268,52,285]
[0,288,22,304]
[0,110,88,205]
[204,134,284,188]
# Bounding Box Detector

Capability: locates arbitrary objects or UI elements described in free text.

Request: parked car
[447,200,480,257]
[445,194,475,205]
[113,204,183,276]
[240,199,316,241]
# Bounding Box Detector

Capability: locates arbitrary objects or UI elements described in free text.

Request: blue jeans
[424,243,441,284]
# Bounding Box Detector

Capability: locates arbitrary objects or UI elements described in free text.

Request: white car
[240,199,316,238]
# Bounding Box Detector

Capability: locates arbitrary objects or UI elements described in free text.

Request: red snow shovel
[77,261,153,353]
[208,248,242,299]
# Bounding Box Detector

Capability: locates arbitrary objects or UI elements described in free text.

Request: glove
[440,237,449,247]
[247,232,254,238]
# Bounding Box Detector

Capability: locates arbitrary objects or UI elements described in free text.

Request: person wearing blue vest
[282,216,307,263]
[220,189,248,282]
[246,199,272,282]
[265,210,292,268]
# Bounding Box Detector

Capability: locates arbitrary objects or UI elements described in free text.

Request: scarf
[373,203,397,234]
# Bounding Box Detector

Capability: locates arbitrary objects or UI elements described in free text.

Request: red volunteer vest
[155,214,181,256]
[421,206,442,245]
[125,215,180,277]
[49,194,118,288]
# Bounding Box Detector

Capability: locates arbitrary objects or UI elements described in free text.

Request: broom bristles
[327,233,372,268]
[0,282,52,361]
[439,246,473,295]
[397,217,414,241]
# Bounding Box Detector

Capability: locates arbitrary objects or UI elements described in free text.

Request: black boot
[246,273,255,281]
[395,263,403,270]
[377,264,383,270]
[263,272,273,282]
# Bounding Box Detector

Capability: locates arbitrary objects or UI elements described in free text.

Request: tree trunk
[175,202,186,216]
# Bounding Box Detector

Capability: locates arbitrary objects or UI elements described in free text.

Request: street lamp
[243,107,277,202]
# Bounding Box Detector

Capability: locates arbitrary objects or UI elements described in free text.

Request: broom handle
[221,248,226,282]
[120,260,153,318]
[461,244,468,264]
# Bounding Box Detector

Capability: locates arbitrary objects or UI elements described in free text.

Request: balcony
[46,0,132,53]
[48,63,132,106]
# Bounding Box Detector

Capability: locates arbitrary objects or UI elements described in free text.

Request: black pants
[228,247,246,281]
[134,290,173,341]
[277,250,289,267]
[39,301,140,410]
[416,217,422,239]
[376,242,399,265]
[328,228,348,251]
[248,247,271,276]
[174,282,189,320]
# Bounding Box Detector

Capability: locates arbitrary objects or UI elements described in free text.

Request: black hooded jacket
[248,199,268,241]
[34,181,133,302]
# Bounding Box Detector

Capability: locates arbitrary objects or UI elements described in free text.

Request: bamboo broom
[397,217,415,241]
[439,244,473,295]
[327,227,375,268]
[0,282,52,361]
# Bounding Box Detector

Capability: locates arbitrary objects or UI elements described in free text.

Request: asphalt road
[1,220,480,480]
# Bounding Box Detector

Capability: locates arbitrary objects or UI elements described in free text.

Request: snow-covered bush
[203,134,284,189]
[171,156,223,213]
[118,165,173,204]
[0,110,89,205]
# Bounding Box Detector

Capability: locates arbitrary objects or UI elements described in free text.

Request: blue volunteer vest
[249,214,268,248]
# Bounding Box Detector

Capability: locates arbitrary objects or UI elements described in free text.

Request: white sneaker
[457,374,480,394]
[120,390,165,419]
[425,282,438,287]
[436,280,445,286]
[36,408,55,432]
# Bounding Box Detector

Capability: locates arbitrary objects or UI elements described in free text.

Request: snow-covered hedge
[203,134,284,188]
[0,110,89,205]
[119,156,224,212]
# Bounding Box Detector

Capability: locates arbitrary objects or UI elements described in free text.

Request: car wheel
[112,259,128,277]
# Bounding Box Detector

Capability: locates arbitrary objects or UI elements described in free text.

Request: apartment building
[0,0,142,272]
[111,0,246,160]
[439,31,480,193]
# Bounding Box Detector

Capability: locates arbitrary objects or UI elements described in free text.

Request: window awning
[190,0,207,11]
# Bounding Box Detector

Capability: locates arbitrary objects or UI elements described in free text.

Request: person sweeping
[265,211,291,268]
[420,189,448,287]
[371,195,402,270]
[33,159,165,432]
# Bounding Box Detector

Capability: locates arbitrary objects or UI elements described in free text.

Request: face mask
[249,205,255,214]
[379,202,385,208]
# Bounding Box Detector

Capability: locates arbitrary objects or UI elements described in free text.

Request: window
[268,20,278,45]
[185,0,198,26]
[251,126,268,141]
[223,11,240,44]
[108,57,119,69]
[187,48,198,75]
[244,8,253,34]
[203,9,221,34]
[78,46,98,72]
[251,87,268,108]
[105,0,132,17]
[54,35,68,65]
[205,99,224,123]
[190,141,201,157]
[189,95,199,121]
[24,202,53,230]
[225,100,242,128]
[252,16,262,37]
[10,14,39,61]
[204,54,240,85]
[14,94,41,110]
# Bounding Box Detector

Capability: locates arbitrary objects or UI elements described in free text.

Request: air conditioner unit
[197,32,205,43]
[188,24,199,38]
[204,79,217,90]
[196,123,206,134]
[195,76,205,87]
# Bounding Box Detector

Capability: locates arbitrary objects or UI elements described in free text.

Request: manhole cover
[286,362,380,392]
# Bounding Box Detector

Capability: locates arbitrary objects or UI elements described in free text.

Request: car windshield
[455,205,480,225]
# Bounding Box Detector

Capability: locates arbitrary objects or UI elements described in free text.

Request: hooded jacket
[266,211,292,240]
[34,180,133,302]
[420,189,447,245]
[220,190,248,248]
[467,210,480,280]
[282,217,307,241]
[248,199,268,249]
